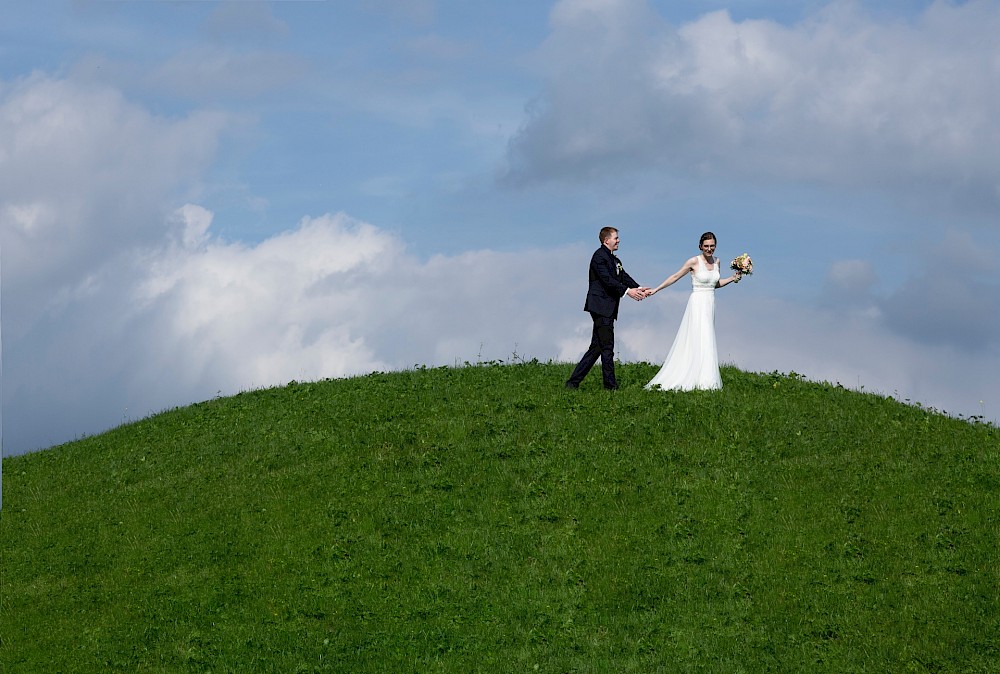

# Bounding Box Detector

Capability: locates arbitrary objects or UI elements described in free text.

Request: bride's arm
[717,272,741,288]
[648,258,694,296]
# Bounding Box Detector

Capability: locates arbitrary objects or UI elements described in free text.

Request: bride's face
[700,239,716,256]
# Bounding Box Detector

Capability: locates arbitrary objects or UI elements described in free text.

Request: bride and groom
[565,227,743,392]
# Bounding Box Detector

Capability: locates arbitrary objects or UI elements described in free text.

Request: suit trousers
[567,313,617,389]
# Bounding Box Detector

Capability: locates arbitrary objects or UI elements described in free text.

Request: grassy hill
[1,362,998,672]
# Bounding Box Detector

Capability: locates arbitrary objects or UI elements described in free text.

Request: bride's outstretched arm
[648,259,694,296]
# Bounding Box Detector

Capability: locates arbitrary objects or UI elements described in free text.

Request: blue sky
[2,0,999,456]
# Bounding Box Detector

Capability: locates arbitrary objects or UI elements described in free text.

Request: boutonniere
[616,261,623,275]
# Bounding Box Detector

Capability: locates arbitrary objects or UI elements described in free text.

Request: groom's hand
[627,287,644,301]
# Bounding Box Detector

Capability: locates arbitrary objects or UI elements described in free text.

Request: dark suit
[566,244,639,389]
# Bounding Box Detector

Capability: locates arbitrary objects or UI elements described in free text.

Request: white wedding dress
[645,255,723,391]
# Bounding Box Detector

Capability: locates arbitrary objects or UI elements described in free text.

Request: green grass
[2,362,998,672]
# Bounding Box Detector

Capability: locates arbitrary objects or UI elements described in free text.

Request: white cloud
[172,203,213,250]
[506,0,1000,211]
[134,211,404,378]
[0,74,228,339]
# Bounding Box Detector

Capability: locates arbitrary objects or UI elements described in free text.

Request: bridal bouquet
[731,253,753,276]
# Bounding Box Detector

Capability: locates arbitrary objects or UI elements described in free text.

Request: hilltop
[1,362,998,672]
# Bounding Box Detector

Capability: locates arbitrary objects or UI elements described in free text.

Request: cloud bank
[507,0,1000,213]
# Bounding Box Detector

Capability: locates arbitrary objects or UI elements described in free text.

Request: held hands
[628,287,653,301]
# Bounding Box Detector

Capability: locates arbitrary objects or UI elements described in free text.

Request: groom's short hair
[599,227,618,243]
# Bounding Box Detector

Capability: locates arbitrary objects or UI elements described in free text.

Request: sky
[2,0,999,457]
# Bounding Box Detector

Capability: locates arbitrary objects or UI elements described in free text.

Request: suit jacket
[584,245,639,320]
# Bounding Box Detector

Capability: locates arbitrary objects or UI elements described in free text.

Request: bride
[645,232,742,391]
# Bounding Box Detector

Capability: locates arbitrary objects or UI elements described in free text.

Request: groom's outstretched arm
[621,270,651,300]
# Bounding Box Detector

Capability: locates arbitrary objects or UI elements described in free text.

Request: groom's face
[604,231,620,252]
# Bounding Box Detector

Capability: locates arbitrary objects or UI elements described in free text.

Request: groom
[566,227,649,390]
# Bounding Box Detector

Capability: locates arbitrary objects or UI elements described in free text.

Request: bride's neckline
[699,255,716,270]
